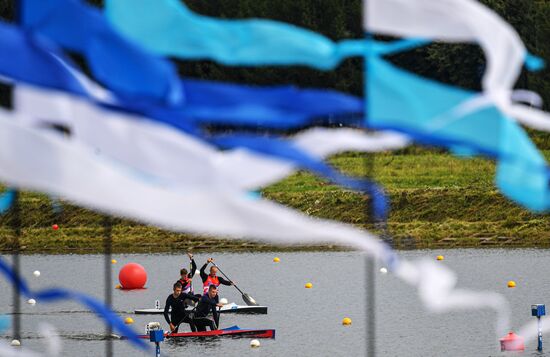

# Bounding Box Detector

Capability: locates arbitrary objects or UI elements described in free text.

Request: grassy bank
[1,150,549,253]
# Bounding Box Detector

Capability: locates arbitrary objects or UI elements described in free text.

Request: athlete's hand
[207,257,214,263]
[187,252,193,260]
[169,323,176,332]
[216,303,224,307]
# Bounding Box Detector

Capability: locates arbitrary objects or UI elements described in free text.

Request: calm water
[1,249,550,356]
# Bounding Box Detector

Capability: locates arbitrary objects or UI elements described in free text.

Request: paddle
[211,262,259,306]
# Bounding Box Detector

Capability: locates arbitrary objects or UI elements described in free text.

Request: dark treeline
[1,0,550,111]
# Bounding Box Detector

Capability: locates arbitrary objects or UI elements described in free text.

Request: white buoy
[33,270,40,277]
[219,298,228,305]
[379,267,388,274]
[10,339,20,347]
[250,339,260,348]
[27,299,36,305]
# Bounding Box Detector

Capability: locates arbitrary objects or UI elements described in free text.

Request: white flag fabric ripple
[12,83,409,191]
[0,108,390,251]
[0,324,61,357]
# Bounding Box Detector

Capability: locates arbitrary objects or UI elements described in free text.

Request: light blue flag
[366,49,550,212]
[105,0,366,69]
[0,315,9,333]
[0,189,15,214]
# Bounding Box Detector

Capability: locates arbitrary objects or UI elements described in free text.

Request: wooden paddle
[211,262,259,306]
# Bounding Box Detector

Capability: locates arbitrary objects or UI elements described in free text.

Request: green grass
[1,149,550,253]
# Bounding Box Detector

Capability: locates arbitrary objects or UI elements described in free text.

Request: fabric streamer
[0,110,511,339]
[17,0,364,128]
[517,316,550,348]
[21,0,182,106]
[0,257,147,349]
[0,315,10,333]
[366,0,526,96]
[211,134,388,219]
[105,0,366,69]
[0,20,388,215]
[175,79,363,129]
[13,82,406,193]
[10,81,387,218]
[123,80,363,131]
[0,22,387,217]
[0,24,87,97]
[0,189,15,214]
[0,20,363,131]
[0,108,392,258]
[366,49,550,212]
[1,105,378,246]
[365,0,550,136]
[0,324,61,357]
[103,0,550,212]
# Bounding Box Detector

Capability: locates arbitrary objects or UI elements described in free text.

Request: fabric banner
[105,0,366,69]
[21,0,183,106]
[365,0,550,135]
[367,51,550,211]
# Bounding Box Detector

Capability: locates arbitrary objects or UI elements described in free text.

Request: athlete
[200,257,233,294]
[193,284,223,331]
[177,252,197,295]
[164,281,199,333]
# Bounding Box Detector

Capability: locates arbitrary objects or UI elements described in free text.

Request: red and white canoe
[137,325,275,339]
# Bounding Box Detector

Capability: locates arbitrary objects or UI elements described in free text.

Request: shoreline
[1,230,548,255]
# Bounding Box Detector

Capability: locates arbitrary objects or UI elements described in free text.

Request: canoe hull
[138,328,275,339]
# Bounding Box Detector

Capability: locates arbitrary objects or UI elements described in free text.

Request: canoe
[135,302,267,315]
[137,325,275,339]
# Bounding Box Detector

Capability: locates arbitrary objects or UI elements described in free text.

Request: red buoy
[500,332,524,351]
[118,263,147,289]
[52,224,59,231]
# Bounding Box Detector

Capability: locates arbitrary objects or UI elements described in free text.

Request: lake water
[1,249,550,356]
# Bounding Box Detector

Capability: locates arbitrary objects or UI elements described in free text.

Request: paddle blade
[243,293,259,306]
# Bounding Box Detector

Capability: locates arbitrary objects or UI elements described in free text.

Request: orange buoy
[500,332,524,351]
[119,263,147,289]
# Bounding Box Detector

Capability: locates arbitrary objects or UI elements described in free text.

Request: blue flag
[21,0,183,106]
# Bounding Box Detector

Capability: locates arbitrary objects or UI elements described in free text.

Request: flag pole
[12,0,22,346]
[10,191,21,344]
[103,215,113,357]
[364,1,376,355]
